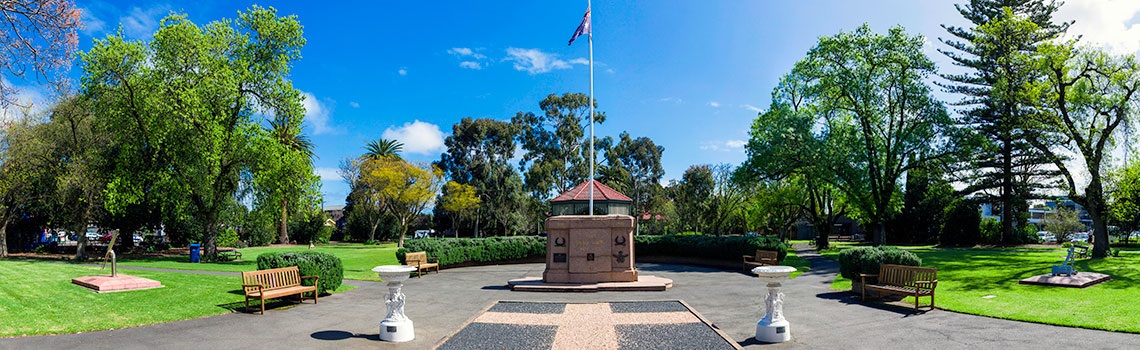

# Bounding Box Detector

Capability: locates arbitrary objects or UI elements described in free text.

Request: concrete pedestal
[752,265,797,343]
[756,319,791,343]
[373,265,417,342]
[379,319,414,342]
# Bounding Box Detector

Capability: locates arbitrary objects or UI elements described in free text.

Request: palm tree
[364,139,403,160]
[267,116,316,244]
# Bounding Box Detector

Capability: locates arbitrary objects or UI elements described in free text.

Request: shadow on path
[310,330,379,341]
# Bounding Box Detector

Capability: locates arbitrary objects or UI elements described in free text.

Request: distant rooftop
[551,180,632,202]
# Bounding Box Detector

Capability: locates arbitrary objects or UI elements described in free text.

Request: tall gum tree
[1028,41,1140,258]
[741,25,964,245]
[79,6,306,258]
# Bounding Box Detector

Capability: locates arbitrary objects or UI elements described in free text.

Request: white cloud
[606,68,615,74]
[398,68,408,76]
[708,101,720,108]
[741,104,763,113]
[1057,1,1140,54]
[301,91,340,135]
[382,120,445,155]
[80,8,107,35]
[658,97,683,104]
[567,58,590,65]
[0,82,49,123]
[700,140,746,152]
[447,47,486,60]
[314,167,340,182]
[120,5,169,39]
[349,101,360,108]
[504,47,587,74]
[459,61,482,70]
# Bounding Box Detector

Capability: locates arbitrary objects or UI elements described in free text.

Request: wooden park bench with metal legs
[743,250,779,271]
[241,266,318,314]
[405,251,439,277]
[860,264,938,312]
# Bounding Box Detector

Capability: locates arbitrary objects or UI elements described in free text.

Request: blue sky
[50,1,1140,206]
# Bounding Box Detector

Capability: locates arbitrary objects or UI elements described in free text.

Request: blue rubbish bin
[189,243,201,263]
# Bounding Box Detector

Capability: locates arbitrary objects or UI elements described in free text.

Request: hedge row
[396,234,787,267]
[397,236,547,266]
[836,246,922,280]
[634,235,787,263]
[257,251,344,294]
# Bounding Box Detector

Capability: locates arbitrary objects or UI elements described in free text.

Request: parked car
[133,233,143,244]
[1070,232,1089,243]
[85,227,100,240]
[1037,231,1056,243]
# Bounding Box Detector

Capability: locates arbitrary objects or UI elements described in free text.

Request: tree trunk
[872,222,886,246]
[397,217,407,248]
[278,198,289,244]
[453,215,459,238]
[1001,138,1014,244]
[368,217,380,242]
[204,210,219,259]
[1086,179,1110,258]
[0,217,8,258]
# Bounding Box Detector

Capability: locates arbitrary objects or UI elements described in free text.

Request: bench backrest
[878,264,936,288]
[406,251,428,265]
[754,250,778,263]
[242,266,302,293]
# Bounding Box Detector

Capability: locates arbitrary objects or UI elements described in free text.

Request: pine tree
[938,0,1071,243]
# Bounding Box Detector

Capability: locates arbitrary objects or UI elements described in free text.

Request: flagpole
[587,0,595,216]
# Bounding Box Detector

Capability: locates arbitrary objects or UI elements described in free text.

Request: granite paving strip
[617,323,738,350]
[434,323,556,350]
[447,301,729,350]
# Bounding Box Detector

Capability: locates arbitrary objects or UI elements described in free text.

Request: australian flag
[568,8,591,46]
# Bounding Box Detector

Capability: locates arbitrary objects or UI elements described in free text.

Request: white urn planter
[373,265,417,342]
[752,265,797,343]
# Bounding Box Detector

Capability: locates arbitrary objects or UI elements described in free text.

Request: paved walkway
[3,245,1139,349]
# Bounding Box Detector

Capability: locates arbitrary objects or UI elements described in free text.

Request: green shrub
[394,234,787,267]
[979,218,1001,244]
[1061,241,1073,248]
[837,246,922,280]
[256,251,343,294]
[217,227,240,248]
[635,234,787,263]
[940,199,980,246]
[397,236,546,266]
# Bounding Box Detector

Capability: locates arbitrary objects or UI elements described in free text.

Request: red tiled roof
[551,179,632,202]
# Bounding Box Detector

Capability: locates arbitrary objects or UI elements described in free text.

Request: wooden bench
[241,266,318,314]
[860,264,938,312]
[742,250,779,271]
[1072,243,1090,259]
[405,251,439,277]
[217,248,242,261]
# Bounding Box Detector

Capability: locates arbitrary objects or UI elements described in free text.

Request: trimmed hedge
[837,246,922,280]
[396,234,787,267]
[397,236,546,266]
[635,235,787,263]
[257,251,344,294]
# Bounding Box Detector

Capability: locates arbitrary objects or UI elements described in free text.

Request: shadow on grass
[311,330,379,341]
[121,255,257,267]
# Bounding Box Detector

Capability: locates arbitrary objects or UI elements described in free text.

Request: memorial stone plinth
[543,215,638,284]
[373,265,417,342]
[753,265,797,343]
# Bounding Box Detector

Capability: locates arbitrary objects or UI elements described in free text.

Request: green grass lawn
[117,243,400,281]
[783,249,811,279]
[0,260,354,337]
[821,246,1140,333]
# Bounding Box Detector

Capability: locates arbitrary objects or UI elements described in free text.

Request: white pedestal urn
[752,265,797,343]
[372,265,418,342]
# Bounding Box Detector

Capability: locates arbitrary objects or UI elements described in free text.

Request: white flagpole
[587,0,595,216]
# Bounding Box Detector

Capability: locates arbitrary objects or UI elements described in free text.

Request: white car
[1037,231,1056,243]
[1070,232,1089,243]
